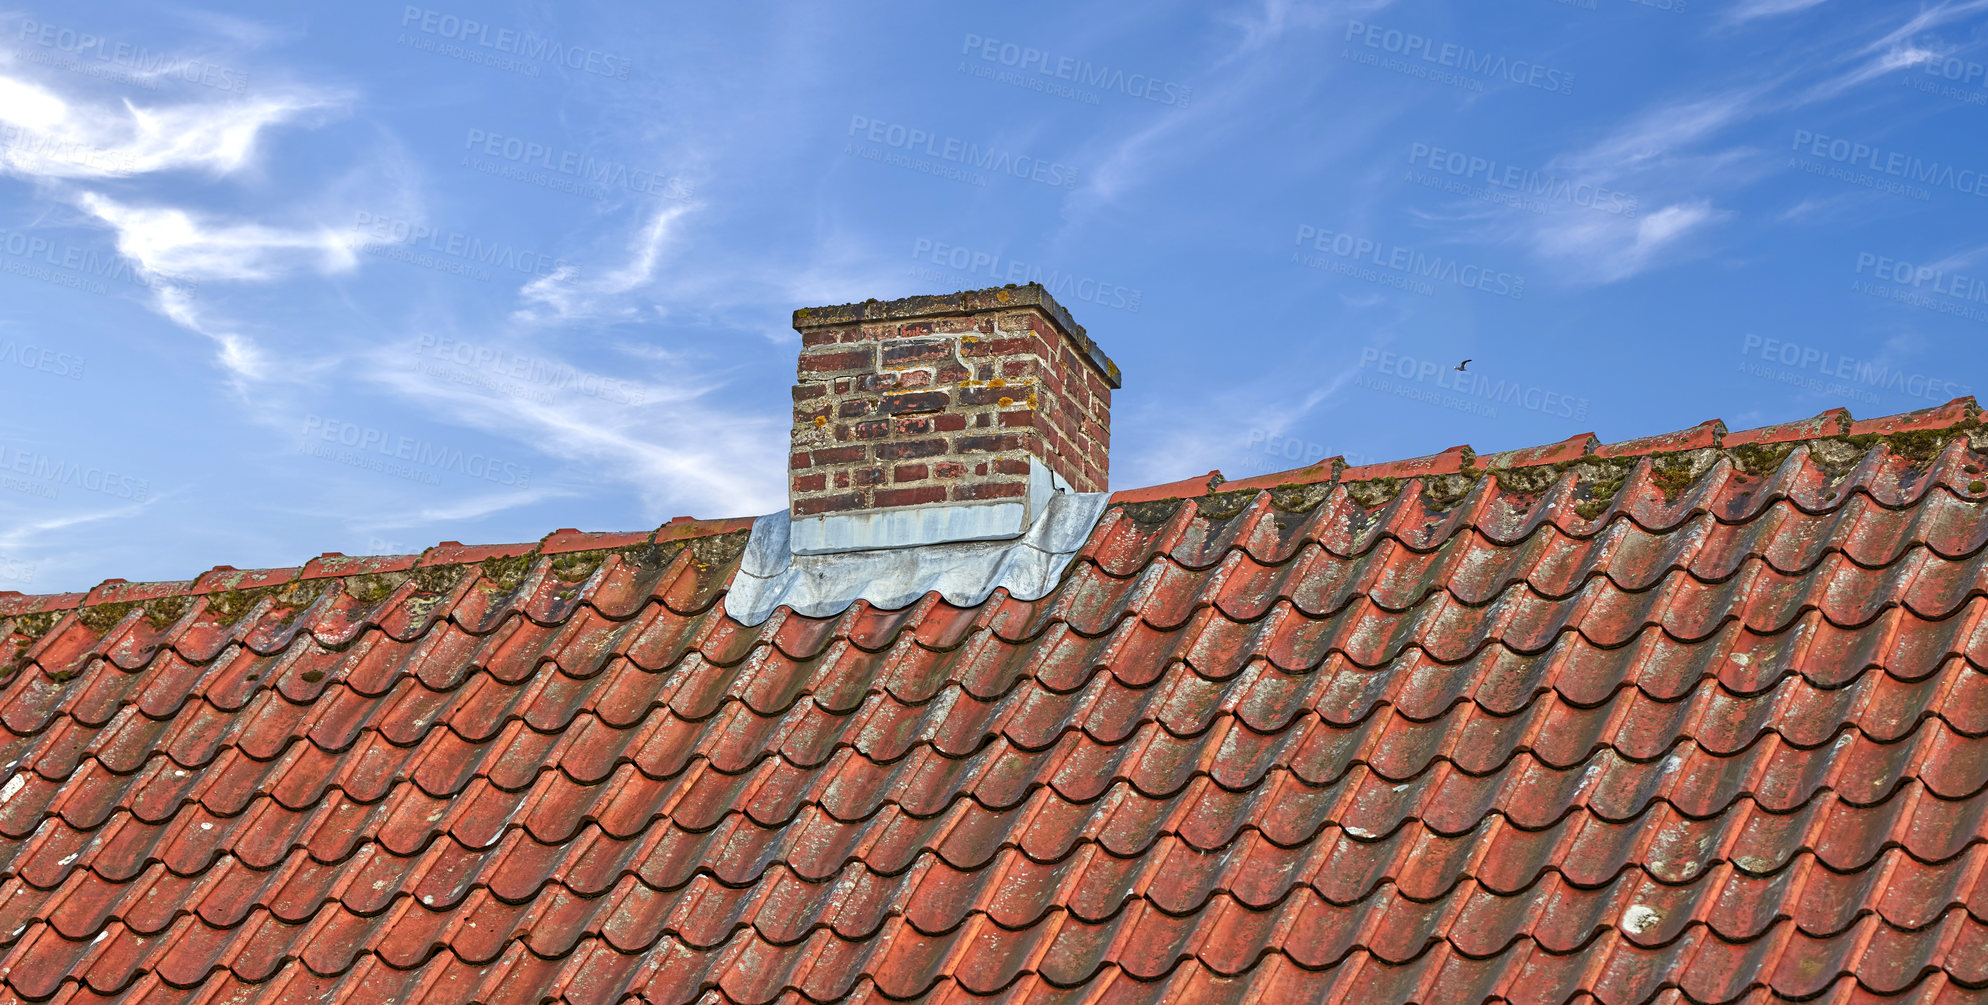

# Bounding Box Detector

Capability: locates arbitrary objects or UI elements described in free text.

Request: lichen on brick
[77,601,135,633]
[550,549,608,582]
[1345,478,1401,509]
[1567,457,1634,521]
[344,571,409,605]
[1727,441,1796,476]
[479,553,534,591]
[411,564,465,595]
[1421,470,1480,509]
[11,611,61,639]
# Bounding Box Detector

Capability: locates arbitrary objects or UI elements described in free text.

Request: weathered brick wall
[789,304,1111,517]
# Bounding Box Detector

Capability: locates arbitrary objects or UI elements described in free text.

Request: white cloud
[355,485,575,532]
[366,342,785,518]
[154,286,268,383]
[1725,0,1828,24]
[1533,200,1726,284]
[515,204,694,323]
[0,72,337,181]
[76,192,359,282]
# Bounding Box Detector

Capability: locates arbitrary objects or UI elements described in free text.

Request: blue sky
[2,0,1985,594]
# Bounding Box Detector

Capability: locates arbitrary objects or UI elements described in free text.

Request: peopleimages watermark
[1294,225,1526,300]
[1788,129,1988,202]
[0,228,186,300]
[957,34,1191,108]
[414,335,645,407]
[1851,251,1988,326]
[1237,430,1375,477]
[0,341,85,380]
[844,116,1079,191]
[16,19,250,93]
[299,415,533,488]
[1342,20,1575,96]
[1902,67,1988,109]
[909,238,1141,314]
[1738,334,1968,404]
[1357,348,1591,421]
[397,7,632,80]
[461,129,692,202]
[0,556,33,586]
[1911,46,1988,106]
[0,123,135,175]
[1407,142,1638,218]
[0,446,149,502]
[353,212,576,283]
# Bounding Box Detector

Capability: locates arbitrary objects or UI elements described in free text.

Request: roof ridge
[1165,395,1980,501]
[2,397,1979,606]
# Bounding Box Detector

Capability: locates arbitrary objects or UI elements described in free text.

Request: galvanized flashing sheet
[726,491,1109,625]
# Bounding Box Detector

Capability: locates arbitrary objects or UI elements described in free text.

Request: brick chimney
[787,283,1120,554]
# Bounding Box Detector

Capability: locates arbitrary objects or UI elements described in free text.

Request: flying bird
[1455,359,1471,371]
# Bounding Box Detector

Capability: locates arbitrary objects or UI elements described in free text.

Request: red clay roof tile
[0,400,1986,1001]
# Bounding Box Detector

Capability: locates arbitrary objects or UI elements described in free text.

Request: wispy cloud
[365,341,785,517]
[1799,0,1988,101]
[0,497,157,552]
[76,192,359,282]
[353,485,575,532]
[0,71,338,181]
[1217,0,1394,62]
[1533,200,1729,284]
[514,204,694,323]
[1724,0,1828,25]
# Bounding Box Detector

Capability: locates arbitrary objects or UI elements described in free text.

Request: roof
[1,397,1986,1003]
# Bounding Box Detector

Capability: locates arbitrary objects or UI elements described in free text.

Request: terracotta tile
[6,408,1988,1000]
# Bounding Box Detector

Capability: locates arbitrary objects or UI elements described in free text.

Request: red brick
[934,414,969,433]
[936,461,966,479]
[800,330,838,347]
[894,464,929,482]
[874,485,947,508]
[790,452,812,470]
[954,480,1027,501]
[881,339,954,367]
[793,384,827,401]
[812,446,867,465]
[851,420,890,440]
[837,399,874,418]
[959,386,1010,406]
[791,473,826,493]
[993,458,1030,476]
[800,347,875,374]
[881,391,949,415]
[999,410,1035,428]
[851,467,887,487]
[877,439,947,460]
[958,434,1021,454]
[792,491,865,515]
[958,336,1032,357]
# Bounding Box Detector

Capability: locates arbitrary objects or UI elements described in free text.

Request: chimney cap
[793,282,1120,389]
